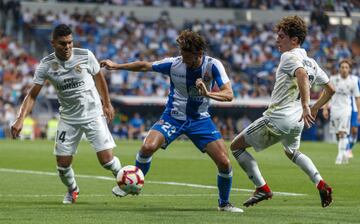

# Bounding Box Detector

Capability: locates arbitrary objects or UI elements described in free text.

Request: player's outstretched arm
[314,83,335,120]
[94,71,115,122]
[196,79,233,102]
[11,84,42,139]
[100,59,152,72]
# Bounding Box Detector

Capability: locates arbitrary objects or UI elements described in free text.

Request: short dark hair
[52,24,72,40]
[176,30,207,53]
[339,59,352,69]
[275,15,307,45]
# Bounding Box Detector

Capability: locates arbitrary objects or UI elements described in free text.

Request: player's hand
[300,105,315,128]
[103,103,115,123]
[322,108,329,120]
[10,119,23,139]
[100,59,118,70]
[196,78,208,96]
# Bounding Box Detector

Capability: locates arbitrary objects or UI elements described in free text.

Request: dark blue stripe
[164,79,175,115]
[186,66,203,119]
[152,62,172,75]
[212,64,224,87]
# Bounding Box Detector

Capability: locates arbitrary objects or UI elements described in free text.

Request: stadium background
[1,0,360,142]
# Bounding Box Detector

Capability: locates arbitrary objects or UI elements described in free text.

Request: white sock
[232,149,266,187]
[103,156,122,177]
[292,151,322,185]
[57,166,77,191]
[337,137,348,161]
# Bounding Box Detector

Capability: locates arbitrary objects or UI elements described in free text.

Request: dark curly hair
[52,24,72,40]
[275,15,307,45]
[176,30,207,53]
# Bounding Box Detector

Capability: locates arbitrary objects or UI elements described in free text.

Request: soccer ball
[116,165,144,195]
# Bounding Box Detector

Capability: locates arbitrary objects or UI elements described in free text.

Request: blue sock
[217,168,233,206]
[135,152,152,176]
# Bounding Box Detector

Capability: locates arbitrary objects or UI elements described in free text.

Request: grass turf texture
[1,140,359,224]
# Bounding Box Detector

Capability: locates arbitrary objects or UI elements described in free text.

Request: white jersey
[329,74,360,116]
[263,48,329,133]
[33,48,102,124]
[152,56,230,121]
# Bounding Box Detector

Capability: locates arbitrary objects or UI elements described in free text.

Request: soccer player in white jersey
[230,16,335,208]
[322,59,360,164]
[10,24,122,204]
[101,30,243,212]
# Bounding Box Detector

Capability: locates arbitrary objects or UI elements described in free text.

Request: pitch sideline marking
[0,168,306,196]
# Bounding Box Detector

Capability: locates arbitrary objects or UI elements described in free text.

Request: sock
[217,168,232,206]
[337,137,348,161]
[291,151,322,185]
[103,156,122,177]
[232,149,266,187]
[135,152,152,176]
[57,166,77,191]
[349,134,357,150]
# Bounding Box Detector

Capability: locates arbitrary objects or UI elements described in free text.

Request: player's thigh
[54,119,83,156]
[281,132,301,155]
[185,117,222,152]
[141,129,166,154]
[150,114,184,149]
[241,117,282,152]
[83,116,116,152]
[205,139,231,170]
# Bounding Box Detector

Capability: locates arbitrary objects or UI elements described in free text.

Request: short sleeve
[280,52,303,77]
[211,59,230,88]
[353,76,360,97]
[33,61,49,85]
[88,50,100,75]
[152,57,176,75]
[314,63,329,85]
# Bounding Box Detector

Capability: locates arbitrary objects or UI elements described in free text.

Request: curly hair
[176,30,207,53]
[339,59,352,69]
[275,15,307,45]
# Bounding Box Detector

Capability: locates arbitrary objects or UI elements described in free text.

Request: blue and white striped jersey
[350,75,360,112]
[152,56,230,121]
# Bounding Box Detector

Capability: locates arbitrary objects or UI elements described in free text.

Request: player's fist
[10,119,23,139]
[196,78,208,96]
[100,59,118,70]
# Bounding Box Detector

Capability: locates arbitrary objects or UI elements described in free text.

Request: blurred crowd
[1,0,360,139]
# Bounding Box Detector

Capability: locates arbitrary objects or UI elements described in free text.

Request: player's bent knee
[141,142,159,156]
[216,156,231,171]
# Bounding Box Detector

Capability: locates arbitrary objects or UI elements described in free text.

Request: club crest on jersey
[75,65,82,74]
[52,62,59,71]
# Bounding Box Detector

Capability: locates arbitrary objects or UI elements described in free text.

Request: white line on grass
[0,168,306,196]
[0,193,246,198]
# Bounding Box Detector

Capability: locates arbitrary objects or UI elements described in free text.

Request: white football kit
[328,74,360,134]
[33,48,115,155]
[242,48,329,153]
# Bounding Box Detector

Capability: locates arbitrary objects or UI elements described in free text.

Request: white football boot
[112,186,128,197]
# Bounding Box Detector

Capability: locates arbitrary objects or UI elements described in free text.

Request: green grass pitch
[1,139,359,224]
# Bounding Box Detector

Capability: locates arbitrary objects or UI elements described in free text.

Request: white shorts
[242,117,303,154]
[329,112,351,135]
[54,116,116,156]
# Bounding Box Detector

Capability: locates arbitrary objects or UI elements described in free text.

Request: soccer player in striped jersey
[230,16,335,208]
[322,59,360,164]
[101,30,243,212]
[11,24,122,204]
[347,73,360,158]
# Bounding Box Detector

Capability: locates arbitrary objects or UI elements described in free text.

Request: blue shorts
[351,111,359,127]
[151,113,222,152]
